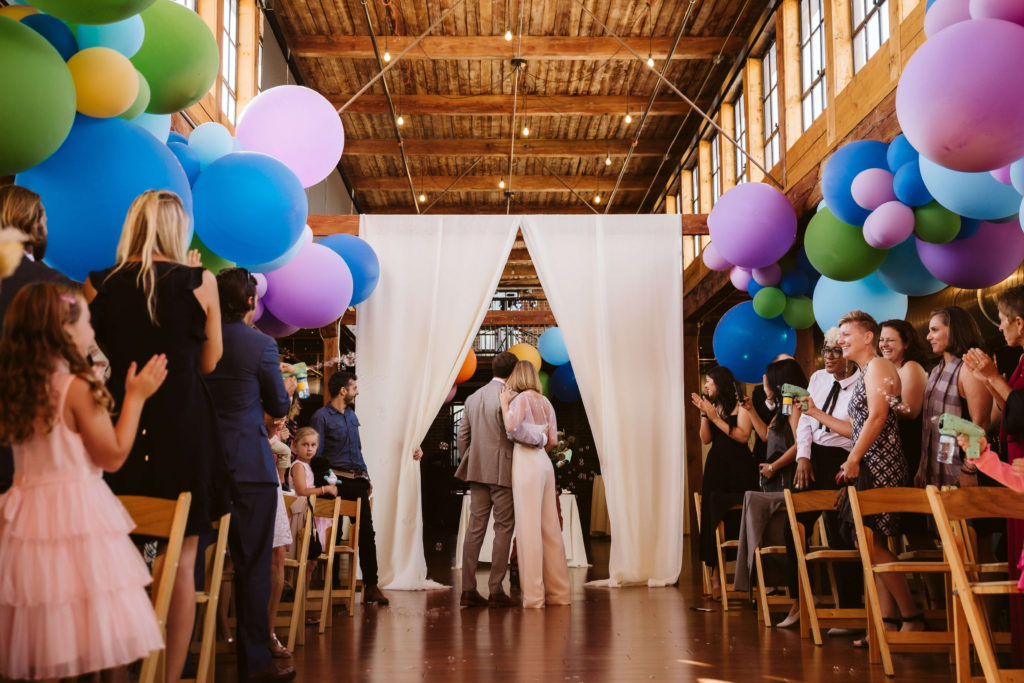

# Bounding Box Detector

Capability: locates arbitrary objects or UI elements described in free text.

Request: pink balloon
[730,266,752,290]
[236,86,346,188]
[970,0,1024,25]
[444,385,457,404]
[702,242,732,270]
[263,242,354,329]
[917,218,1024,288]
[253,272,268,297]
[897,19,1024,173]
[752,263,781,287]
[924,0,971,37]
[991,165,1013,185]
[863,201,915,249]
[851,168,897,210]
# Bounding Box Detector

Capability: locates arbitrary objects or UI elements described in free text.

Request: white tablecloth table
[454,492,590,568]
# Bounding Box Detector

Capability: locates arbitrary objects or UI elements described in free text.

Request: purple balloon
[263,242,354,329]
[897,19,1024,173]
[970,0,1024,25]
[752,263,782,287]
[730,266,752,290]
[253,271,268,297]
[702,242,732,270]
[917,217,1024,288]
[708,183,797,269]
[254,308,298,338]
[851,168,897,210]
[924,0,971,36]
[236,85,346,188]
[864,201,915,249]
[253,299,265,321]
[991,165,1013,185]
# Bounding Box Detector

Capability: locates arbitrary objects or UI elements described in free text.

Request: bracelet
[960,465,976,474]
[700,413,707,419]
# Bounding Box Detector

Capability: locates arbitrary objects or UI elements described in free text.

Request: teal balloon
[752,286,786,319]
[131,0,218,114]
[812,274,908,332]
[0,17,76,175]
[29,0,156,24]
[919,155,1022,220]
[804,207,886,281]
[125,111,170,142]
[20,13,78,60]
[783,296,815,329]
[875,236,946,296]
[76,14,144,57]
[537,327,570,366]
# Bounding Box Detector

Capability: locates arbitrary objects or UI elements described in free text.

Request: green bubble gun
[937,413,985,463]
[282,362,310,400]
[781,383,810,415]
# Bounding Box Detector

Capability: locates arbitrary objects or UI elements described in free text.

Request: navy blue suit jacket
[205,320,290,485]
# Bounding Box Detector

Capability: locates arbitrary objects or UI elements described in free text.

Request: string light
[505,29,513,41]
[418,193,426,203]
[605,154,612,166]
[499,179,506,189]
[647,55,654,68]
[521,125,529,137]
[594,194,602,204]
[625,113,632,124]
[396,114,404,126]
[383,50,392,63]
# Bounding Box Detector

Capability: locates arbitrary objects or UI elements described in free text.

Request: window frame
[733,92,747,185]
[851,0,890,72]
[799,0,827,131]
[220,0,240,124]
[761,42,780,171]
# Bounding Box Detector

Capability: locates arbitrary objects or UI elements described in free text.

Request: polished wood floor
[217,538,957,682]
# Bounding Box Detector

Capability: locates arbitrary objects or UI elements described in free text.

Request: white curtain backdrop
[521,215,684,586]
[355,214,520,589]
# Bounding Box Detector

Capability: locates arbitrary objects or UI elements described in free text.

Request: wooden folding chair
[848,486,954,677]
[693,492,714,596]
[185,512,231,683]
[714,502,745,610]
[927,485,1024,683]
[297,496,343,637]
[276,494,311,651]
[324,498,361,625]
[753,521,793,626]
[783,488,865,645]
[119,493,192,683]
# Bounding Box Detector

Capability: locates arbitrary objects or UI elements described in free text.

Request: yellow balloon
[67,47,139,118]
[0,6,40,20]
[508,343,542,372]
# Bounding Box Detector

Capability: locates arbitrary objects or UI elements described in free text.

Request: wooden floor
[217,538,957,682]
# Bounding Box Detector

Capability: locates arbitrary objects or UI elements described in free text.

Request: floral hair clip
[59,294,77,305]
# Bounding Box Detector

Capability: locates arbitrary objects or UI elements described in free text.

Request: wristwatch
[767,463,774,473]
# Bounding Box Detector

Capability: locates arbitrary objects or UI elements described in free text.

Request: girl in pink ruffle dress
[963,436,1024,591]
[0,283,168,680]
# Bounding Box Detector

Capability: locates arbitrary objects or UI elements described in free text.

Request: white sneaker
[776,613,800,628]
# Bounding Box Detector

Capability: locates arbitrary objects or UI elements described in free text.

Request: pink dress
[974,450,1024,591]
[0,372,163,679]
[288,460,331,553]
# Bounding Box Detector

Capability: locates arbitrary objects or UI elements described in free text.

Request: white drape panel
[356,215,520,589]
[521,215,684,586]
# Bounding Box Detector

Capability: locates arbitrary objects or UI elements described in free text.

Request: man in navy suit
[205,268,295,682]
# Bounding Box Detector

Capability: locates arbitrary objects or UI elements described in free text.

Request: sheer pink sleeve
[543,396,558,449]
[505,392,551,447]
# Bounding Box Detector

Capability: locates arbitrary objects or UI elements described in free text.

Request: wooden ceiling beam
[329,94,695,116]
[340,308,556,326]
[349,175,651,192]
[343,138,672,157]
[307,213,709,232]
[290,35,742,61]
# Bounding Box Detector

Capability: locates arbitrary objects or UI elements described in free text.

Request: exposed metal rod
[360,0,420,213]
[541,162,601,215]
[338,0,469,115]
[505,0,525,209]
[421,156,484,213]
[572,0,783,189]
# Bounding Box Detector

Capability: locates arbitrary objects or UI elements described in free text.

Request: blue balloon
[886,134,918,174]
[874,237,946,296]
[550,363,581,402]
[167,130,188,145]
[76,15,144,57]
[1009,157,1024,195]
[822,140,890,226]
[919,155,1022,220]
[15,115,192,282]
[125,112,171,142]
[712,301,796,384]
[955,218,981,241]
[747,278,764,297]
[892,160,932,207]
[537,327,570,366]
[812,274,908,332]
[779,270,810,297]
[20,14,77,60]
[193,152,306,266]
[318,233,380,306]
[238,227,308,273]
[167,141,200,186]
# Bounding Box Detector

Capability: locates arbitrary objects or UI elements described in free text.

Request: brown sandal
[268,633,292,659]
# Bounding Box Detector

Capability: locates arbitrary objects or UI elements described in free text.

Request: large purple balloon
[917,218,1024,288]
[924,0,971,36]
[970,0,1024,25]
[262,242,353,329]
[707,182,797,269]
[254,308,298,338]
[897,19,1024,173]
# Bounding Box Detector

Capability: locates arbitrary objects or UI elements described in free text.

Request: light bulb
[499,179,506,189]
[625,113,632,123]
[594,194,602,204]
[504,29,513,41]
[418,193,426,203]
[521,126,529,137]
[396,115,404,126]
[605,155,612,166]
[383,50,391,63]
[647,55,654,67]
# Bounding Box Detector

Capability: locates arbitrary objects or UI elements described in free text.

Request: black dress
[89,262,228,536]
[699,413,758,566]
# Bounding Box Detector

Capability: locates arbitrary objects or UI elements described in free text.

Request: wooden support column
[719,104,737,194]
[824,0,854,145]
[236,0,259,115]
[680,169,695,267]
[888,0,904,80]
[320,319,340,406]
[698,141,712,249]
[743,58,766,183]
[777,0,802,162]
[683,322,703,538]
[664,194,678,214]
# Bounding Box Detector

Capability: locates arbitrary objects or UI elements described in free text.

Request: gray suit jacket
[456,380,513,487]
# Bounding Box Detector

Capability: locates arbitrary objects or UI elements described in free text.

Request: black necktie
[819,380,842,433]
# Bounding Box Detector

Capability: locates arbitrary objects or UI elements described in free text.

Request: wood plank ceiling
[269,0,766,214]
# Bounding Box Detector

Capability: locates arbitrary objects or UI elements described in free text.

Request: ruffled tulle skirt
[0,475,164,679]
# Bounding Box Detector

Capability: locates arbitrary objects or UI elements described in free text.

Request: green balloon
[190,234,235,275]
[538,370,550,398]
[804,208,886,281]
[29,0,156,25]
[119,71,152,121]
[753,286,787,319]
[783,295,815,329]
[0,17,76,176]
[131,0,219,114]
[913,200,961,244]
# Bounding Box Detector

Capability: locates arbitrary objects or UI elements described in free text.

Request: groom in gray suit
[456,351,543,607]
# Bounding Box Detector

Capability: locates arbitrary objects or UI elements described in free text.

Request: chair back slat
[935,486,1024,523]
[786,489,840,514]
[853,487,933,516]
[120,494,188,538]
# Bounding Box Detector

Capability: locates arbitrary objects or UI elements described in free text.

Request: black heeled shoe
[853,617,902,648]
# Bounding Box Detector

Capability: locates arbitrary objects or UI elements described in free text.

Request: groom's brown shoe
[460,590,488,607]
[488,591,519,608]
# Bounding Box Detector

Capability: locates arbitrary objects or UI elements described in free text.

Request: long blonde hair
[107,190,189,324]
[505,360,543,394]
[0,185,46,251]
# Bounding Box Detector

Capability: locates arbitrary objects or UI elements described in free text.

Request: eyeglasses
[821,347,843,358]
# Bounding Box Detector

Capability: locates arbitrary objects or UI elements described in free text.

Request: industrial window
[710,134,722,206]
[220,0,240,124]
[800,0,827,130]
[761,42,780,170]
[852,0,890,72]
[733,92,747,185]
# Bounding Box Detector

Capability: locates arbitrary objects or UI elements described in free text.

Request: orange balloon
[0,6,40,20]
[508,343,542,372]
[67,47,139,118]
[455,348,477,384]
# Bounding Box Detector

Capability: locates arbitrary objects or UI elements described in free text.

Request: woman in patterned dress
[806,310,921,644]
